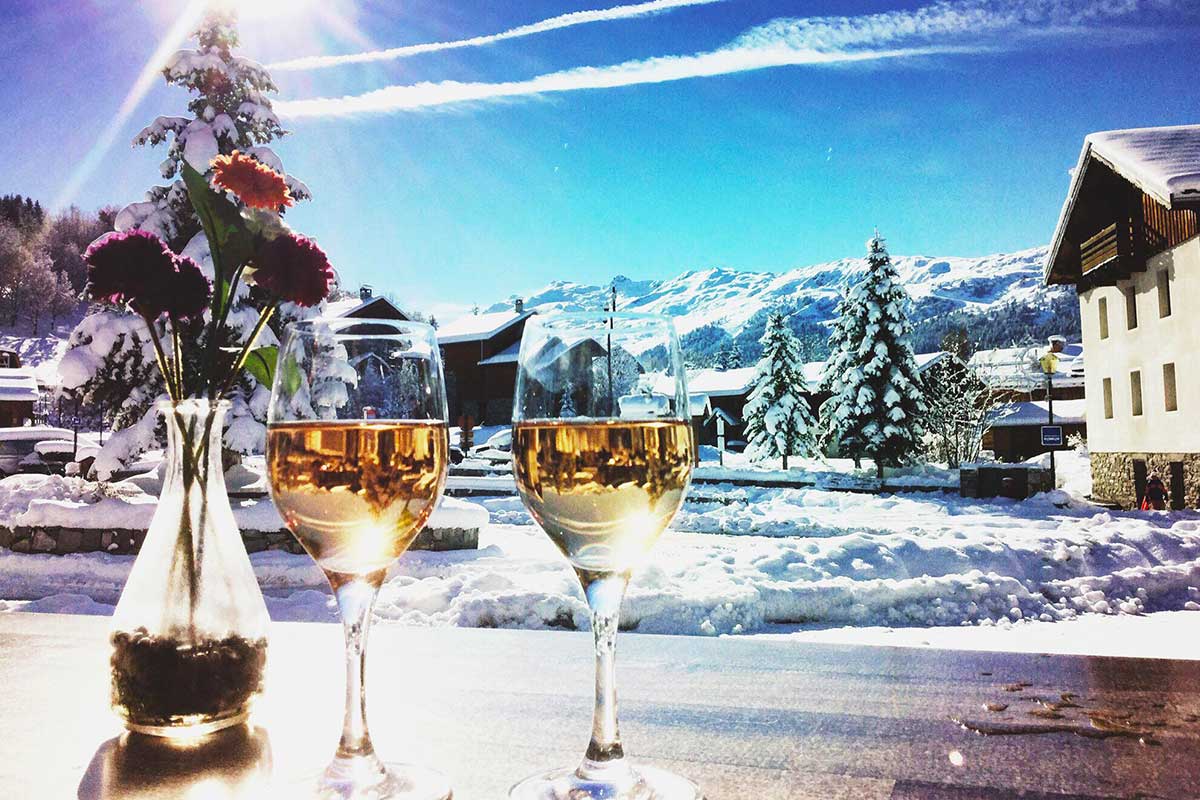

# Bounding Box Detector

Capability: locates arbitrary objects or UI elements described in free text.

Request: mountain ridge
[485,246,1064,339]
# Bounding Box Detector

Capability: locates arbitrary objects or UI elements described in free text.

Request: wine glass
[267,318,452,800]
[509,312,702,800]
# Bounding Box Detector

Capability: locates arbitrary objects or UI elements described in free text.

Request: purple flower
[85,230,176,313]
[248,233,334,307]
[168,255,211,320]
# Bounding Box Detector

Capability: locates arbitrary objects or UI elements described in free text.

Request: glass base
[122,708,250,739]
[509,762,702,800]
[295,757,452,800]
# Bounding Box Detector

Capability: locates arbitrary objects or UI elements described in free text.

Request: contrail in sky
[274,0,1176,119]
[268,0,725,72]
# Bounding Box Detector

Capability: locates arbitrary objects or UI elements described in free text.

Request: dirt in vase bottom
[110,627,268,729]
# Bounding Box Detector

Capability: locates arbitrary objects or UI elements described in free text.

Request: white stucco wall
[1078,236,1200,454]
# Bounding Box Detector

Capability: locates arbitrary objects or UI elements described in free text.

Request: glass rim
[283,317,436,339]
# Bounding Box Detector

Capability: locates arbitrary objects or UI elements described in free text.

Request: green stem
[140,311,178,404]
[169,315,185,400]
[215,302,277,401]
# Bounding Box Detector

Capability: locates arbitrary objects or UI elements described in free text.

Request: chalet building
[969,340,1086,402]
[437,301,534,424]
[0,367,39,427]
[1045,125,1200,509]
[328,286,411,321]
[968,339,1088,462]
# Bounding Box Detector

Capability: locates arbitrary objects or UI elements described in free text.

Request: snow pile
[4,474,1199,636]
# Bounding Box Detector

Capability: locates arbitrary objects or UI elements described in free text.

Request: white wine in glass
[267,318,452,800]
[509,312,702,800]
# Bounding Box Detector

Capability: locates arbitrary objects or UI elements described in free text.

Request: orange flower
[211,151,294,210]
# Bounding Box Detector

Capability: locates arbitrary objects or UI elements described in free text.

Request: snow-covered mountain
[485,246,1063,337]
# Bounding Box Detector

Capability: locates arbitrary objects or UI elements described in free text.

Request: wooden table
[1,613,1197,799]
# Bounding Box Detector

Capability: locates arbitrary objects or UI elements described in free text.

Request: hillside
[484,246,1079,361]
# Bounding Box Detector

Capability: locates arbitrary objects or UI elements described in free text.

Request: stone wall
[959,464,1051,499]
[1091,451,1200,509]
[0,524,478,556]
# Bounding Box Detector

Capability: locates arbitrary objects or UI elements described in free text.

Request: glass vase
[109,399,270,737]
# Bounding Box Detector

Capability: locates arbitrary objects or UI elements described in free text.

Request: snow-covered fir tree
[819,233,927,477]
[716,340,743,370]
[59,11,335,476]
[742,311,816,469]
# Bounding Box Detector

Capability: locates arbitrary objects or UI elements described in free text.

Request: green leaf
[282,353,304,397]
[181,163,255,320]
[243,346,279,388]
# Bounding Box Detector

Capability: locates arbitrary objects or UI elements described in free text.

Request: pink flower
[248,233,334,307]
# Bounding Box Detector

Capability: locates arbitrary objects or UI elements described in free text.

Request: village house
[1045,124,1200,509]
[328,285,411,321]
[970,339,1087,462]
[437,301,535,424]
[0,349,38,428]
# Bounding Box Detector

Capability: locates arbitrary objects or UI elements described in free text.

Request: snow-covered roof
[0,369,40,403]
[969,343,1085,390]
[987,399,1086,428]
[684,367,756,397]
[478,340,520,366]
[1046,125,1200,283]
[1084,126,1200,209]
[688,393,711,418]
[330,296,409,320]
[437,311,533,344]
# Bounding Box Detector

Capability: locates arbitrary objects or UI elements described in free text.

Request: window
[1098,297,1109,340]
[1164,363,1178,412]
[1124,286,1138,330]
[1103,377,1114,419]
[1131,370,1143,416]
[1157,270,1172,317]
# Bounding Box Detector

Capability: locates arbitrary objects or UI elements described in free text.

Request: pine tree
[742,311,816,469]
[60,11,324,472]
[819,233,927,478]
[716,340,743,370]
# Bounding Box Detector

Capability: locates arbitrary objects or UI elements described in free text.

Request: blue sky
[1,0,1198,318]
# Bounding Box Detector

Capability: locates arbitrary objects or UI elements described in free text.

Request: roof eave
[1043,141,1093,287]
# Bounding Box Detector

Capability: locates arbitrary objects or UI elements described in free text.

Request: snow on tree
[59,11,334,473]
[716,340,743,370]
[742,310,816,469]
[819,232,927,477]
[558,380,578,418]
[920,355,1003,468]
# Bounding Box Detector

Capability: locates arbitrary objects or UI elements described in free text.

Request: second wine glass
[509,312,702,800]
[266,317,452,800]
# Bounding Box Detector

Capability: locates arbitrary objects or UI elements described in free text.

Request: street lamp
[1039,348,1059,490]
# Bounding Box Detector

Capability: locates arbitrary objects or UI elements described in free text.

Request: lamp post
[1039,350,1059,490]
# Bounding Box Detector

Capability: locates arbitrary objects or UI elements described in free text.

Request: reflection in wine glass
[509,312,702,800]
[267,318,451,800]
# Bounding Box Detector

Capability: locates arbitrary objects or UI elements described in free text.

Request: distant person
[1142,474,1168,510]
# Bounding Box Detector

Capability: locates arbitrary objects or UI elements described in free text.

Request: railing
[1080,220,1128,275]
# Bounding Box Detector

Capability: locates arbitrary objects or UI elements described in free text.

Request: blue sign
[1041,425,1064,447]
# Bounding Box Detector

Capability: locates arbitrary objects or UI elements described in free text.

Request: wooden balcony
[1077,218,1145,289]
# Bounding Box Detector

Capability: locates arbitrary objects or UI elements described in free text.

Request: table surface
[1,613,1198,799]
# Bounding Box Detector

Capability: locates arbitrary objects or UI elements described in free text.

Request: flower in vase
[85,229,179,316]
[167,255,212,320]
[212,151,293,210]
[246,233,334,307]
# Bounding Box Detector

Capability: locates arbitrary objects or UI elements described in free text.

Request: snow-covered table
[2,613,1197,799]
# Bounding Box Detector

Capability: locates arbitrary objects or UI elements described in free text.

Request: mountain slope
[486,246,1065,338]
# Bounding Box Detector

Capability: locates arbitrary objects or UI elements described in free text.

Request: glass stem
[580,571,631,773]
[334,575,382,760]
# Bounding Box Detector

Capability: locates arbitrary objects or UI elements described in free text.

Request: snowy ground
[2,450,1199,658]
